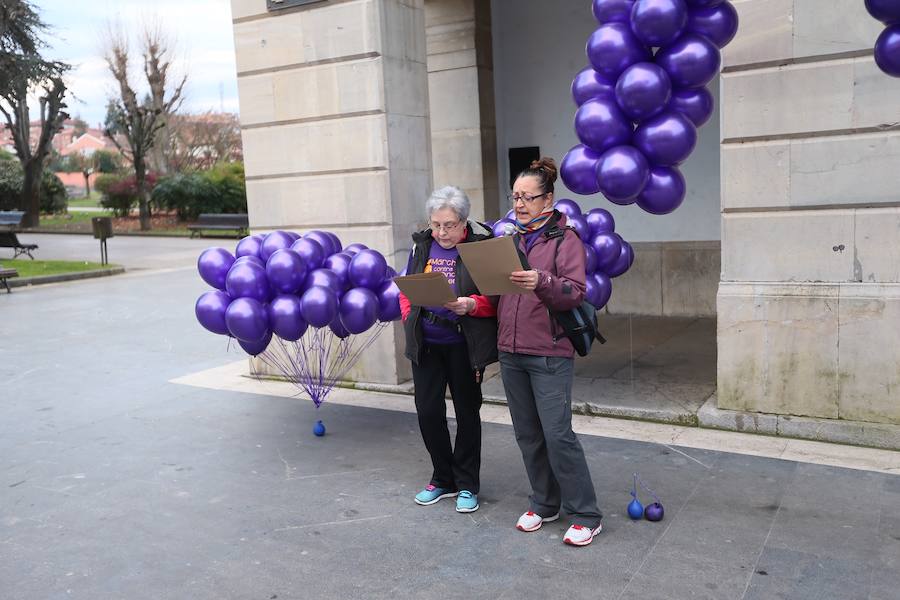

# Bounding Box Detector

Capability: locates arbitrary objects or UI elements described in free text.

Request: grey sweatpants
[499,351,603,528]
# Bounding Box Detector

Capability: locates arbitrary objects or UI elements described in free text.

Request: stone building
[229,0,900,441]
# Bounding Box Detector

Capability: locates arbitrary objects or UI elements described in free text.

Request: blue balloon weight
[571,66,617,106]
[313,420,326,436]
[628,497,645,520]
[268,294,308,341]
[629,0,688,48]
[586,23,650,80]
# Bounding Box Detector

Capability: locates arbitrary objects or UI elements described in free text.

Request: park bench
[0,212,38,259]
[0,267,17,293]
[187,214,249,238]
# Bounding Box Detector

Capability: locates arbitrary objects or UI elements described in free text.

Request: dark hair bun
[530,157,558,184]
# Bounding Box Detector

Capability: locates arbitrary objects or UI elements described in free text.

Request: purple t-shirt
[422,243,464,345]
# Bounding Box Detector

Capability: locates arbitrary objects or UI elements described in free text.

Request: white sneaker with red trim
[515,511,559,532]
[563,523,602,546]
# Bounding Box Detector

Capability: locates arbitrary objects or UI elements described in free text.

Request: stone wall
[717,0,900,424]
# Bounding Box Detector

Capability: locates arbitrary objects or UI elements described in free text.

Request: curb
[7,266,126,288]
[22,229,237,240]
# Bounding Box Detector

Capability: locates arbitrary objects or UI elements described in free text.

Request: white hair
[425,185,470,223]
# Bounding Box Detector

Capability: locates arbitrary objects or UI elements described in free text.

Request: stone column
[231,0,430,384]
[424,0,499,221]
[718,0,900,424]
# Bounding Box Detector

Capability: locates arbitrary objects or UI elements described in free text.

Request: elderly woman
[499,158,603,547]
[400,185,497,513]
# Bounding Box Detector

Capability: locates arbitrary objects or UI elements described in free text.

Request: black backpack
[512,230,605,357]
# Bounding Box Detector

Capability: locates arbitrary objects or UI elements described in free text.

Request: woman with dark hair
[401,185,498,514]
[498,158,604,547]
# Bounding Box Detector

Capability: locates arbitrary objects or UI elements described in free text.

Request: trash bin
[91,217,113,265]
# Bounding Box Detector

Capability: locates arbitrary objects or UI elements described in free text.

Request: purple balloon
[225,297,269,342]
[197,247,235,291]
[590,272,613,309]
[291,237,326,270]
[875,25,900,77]
[586,23,650,80]
[568,214,591,242]
[574,97,633,153]
[585,208,616,236]
[656,33,721,89]
[300,285,339,328]
[636,166,687,215]
[584,243,598,275]
[866,0,900,25]
[239,331,272,356]
[687,1,738,48]
[305,268,343,296]
[572,66,617,106]
[265,249,308,294]
[326,232,343,254]
[343,243,368,256]
[555,198,583,217]
[633,110,697,166]
[376,279,402,322]
[268,294,308,341]
[596,145,650,204]
[195,290,231,335]
[668,87,714,126]
[329,318,351,339]
[304,231,337,257]
[591,232,624,272]
[492,219,517,237]
[260,231,294,262]
[225,261,270,302]
[593,0,636,23]
[615,62,672,122]
[235,235,263,259]
[324,252,353,291]
[233,255,265,270]
[504,208,516,220]
[561,144,603,195]
[349,249,388,290]
[607,241,635,277]
[339,287,379,334]
[630,0,688,48]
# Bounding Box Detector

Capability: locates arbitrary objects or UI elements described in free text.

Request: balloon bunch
[865,0,900,77]
[195,230,402,409]
[490,198,633,310]
[627,472,665,522]
[561,0,739,215]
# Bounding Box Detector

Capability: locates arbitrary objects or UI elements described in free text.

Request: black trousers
[412,342,483,494]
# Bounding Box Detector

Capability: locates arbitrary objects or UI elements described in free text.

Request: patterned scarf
[513,208,555,234]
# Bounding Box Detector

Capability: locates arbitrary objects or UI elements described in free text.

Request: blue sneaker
[414,484,457,506]
[455,490,479,513]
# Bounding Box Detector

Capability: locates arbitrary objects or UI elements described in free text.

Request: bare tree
[142,19,185,175]
[102,20,185,231]
[168,111,242,171]
[0,0,70,228]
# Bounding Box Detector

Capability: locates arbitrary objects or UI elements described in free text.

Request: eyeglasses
[507,192,548,205]
[430,220,462,233]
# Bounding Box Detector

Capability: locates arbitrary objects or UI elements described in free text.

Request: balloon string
[633,472,662,504]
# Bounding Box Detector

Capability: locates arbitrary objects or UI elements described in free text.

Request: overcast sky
[37,0,240,127]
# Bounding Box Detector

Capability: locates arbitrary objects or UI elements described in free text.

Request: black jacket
[403,221,499,374]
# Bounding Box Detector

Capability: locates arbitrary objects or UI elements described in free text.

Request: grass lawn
[67,195,103,208]
[26,212,193,236]
[0,258,115,278]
